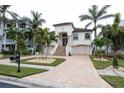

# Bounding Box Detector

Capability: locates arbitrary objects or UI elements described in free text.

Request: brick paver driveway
[23,55,112,88]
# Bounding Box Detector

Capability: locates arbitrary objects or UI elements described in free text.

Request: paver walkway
[23,55,112,88]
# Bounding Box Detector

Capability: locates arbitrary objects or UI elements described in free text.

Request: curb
[0,75,53,88]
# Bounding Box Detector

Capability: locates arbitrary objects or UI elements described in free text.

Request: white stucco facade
[52,22,94,55]
[71,32,92,46]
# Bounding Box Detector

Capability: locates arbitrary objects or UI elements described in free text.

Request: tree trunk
[2,12,6,51]
[94,22,97,38]
[16,44,21,72]
[32,29,36,54]
[106,46,109,54]
[41,45,44,59]
[45,46,49,59]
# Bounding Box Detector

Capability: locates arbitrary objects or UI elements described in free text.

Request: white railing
[66,43,72,56]
[5,39,15,44]
[66,43,69,56]
[49,42,59,55]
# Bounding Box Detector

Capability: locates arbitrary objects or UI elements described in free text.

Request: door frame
[62,33,68,46]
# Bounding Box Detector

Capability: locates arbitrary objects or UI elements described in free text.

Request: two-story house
[50,22,94,56]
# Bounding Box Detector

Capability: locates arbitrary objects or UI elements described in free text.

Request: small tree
[45,31,58,58]
[6,24,26,73]
[92,38,105,52]
[102,37,111,54]
[6,24,26,55]
[92,37,107,58]
[34,27,58,59]
[34,27,46,58]
[113,57,119,69]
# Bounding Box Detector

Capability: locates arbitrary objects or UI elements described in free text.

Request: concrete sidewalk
[23,55,112,88]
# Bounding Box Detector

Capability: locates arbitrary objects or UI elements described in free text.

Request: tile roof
[53,22,74,27]
[73,28,93,33]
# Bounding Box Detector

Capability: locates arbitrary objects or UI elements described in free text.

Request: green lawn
[91,57,124,69]
[0,64,48,78]
[101,75,124,88]
[21,58,65,66]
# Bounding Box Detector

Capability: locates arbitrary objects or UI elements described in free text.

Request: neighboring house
[50,22,94,56]
[0,19,31,52]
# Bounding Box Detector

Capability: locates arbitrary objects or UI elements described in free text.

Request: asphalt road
[0,82,25,88]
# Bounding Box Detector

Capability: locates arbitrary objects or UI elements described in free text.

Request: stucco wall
[54,24,74,36]
[71,32,92,46]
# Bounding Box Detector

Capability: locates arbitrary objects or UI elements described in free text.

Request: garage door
[73,46,91,55]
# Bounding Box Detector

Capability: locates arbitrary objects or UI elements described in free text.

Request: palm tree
[0,5,19,50]
[79,5,114,38]
[45,31,58,58]
[22,11,45,54]
[34,27,46,58]
[34,27,58,59]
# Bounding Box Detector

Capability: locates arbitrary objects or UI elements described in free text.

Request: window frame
[85,33,91,40]
[73,33,79,40]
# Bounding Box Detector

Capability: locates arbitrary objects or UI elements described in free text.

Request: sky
[1,0,124,30]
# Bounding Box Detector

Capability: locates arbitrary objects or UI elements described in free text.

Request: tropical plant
[34,27,46,58]
[34,27,58,59]
[92,38,105,52]
[79,5,114,38]
[102,13,124,69]
[45,31,58,58]
[22,11,45,54]
[103,13,124,56]
[92,37,110,58]
[113,57,119,69]
[5,24,26,55]
[102,37,111,54]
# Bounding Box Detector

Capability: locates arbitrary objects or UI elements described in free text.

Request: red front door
[62,34,68,46]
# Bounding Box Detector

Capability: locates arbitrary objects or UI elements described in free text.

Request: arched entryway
[59,32,68,46]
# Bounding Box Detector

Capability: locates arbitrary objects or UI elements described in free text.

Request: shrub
[95,50,106,57]
[113,57,119,69]
[21,49,32,55]
[2,50,14,55]
[117,52,124,60]
[106,53,114,58]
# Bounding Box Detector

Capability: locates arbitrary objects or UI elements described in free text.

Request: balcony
[4,39,15,45]
[0,39,15,45]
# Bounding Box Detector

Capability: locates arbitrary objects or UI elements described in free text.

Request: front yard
[91,56,124,69]
[0,64,48,78]
[101,75,124,88]
[91,56,124,88]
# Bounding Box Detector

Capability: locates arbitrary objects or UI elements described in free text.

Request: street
[0,82,25,88]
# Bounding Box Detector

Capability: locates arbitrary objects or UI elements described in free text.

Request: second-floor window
[19,23,26,29]
[73,33,78,40]
[85,33,91,40]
